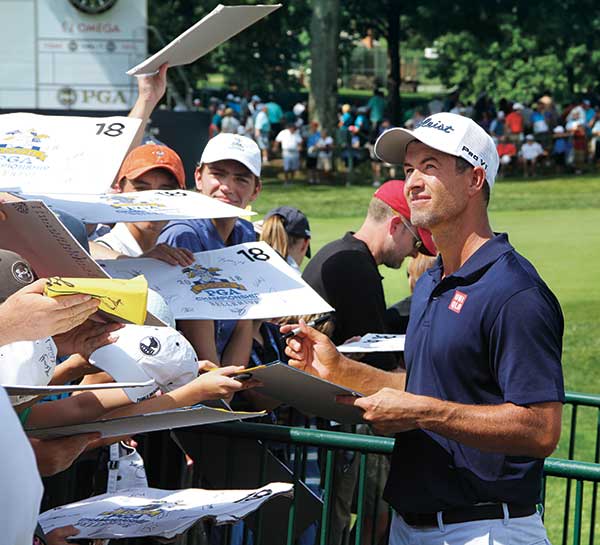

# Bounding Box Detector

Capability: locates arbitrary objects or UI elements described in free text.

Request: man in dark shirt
[302,180,436,371]
[284,113,564,545]
[301,180,436,544]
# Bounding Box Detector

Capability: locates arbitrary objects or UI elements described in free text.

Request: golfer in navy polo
[283,112,564,545]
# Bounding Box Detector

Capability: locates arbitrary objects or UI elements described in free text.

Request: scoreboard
[0,0,147,111]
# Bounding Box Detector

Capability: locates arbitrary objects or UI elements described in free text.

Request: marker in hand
[282,313,333,341]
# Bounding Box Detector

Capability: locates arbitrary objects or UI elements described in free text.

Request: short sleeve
[490,287,565,405]
[158,224,205,253]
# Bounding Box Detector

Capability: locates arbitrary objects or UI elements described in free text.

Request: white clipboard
[127,4,281,76]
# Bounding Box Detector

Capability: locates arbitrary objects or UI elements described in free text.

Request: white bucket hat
[89,325,199,402]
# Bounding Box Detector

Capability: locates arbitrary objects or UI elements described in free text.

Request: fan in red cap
[373,180,437,256]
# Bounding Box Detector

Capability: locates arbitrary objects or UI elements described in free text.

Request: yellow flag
[44,275,148,325]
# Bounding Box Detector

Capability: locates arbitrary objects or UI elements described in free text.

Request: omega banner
[0,0,147,111]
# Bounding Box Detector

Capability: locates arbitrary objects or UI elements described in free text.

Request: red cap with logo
[373,180,437,256]
[117,144,186,189]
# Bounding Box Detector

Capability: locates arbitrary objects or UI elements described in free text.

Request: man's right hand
[281,321,342,382]
[0,279,100,345]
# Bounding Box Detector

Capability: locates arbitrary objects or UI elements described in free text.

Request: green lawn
[255,173,600,542]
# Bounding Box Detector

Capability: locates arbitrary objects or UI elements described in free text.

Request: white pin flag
[338,333,406,353]
[127,4,282,76]
[14,190,255,224]
[99,242,334,320]
[39,483,293,539]
[0,113,141,194]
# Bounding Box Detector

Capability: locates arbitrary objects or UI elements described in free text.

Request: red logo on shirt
[448,290,468,314]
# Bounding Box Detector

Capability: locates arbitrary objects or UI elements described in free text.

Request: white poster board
[26,404,264,439]
[338,333,406,353]
[39,483,293,539]
[15,189,254,224]
[2,379,156,398]
[127,4,281,76]
[99,242,334,320]
[0,113,140,194]
[241,363,365,424]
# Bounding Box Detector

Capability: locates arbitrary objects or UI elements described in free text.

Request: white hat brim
[89,345,158,402]
[374,128,417,164]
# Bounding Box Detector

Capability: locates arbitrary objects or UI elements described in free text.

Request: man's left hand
[337,388,427,435]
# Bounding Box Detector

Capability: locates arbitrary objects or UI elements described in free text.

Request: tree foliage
[423,0,600,103]
[147,0,600,119]
[147,0,309,93]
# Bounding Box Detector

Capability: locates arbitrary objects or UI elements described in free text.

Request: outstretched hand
[44,525,80,545]
[140,243,194,267]
[193,365,260,402]
[0,279,100,344]
[281,321,341,382]
[53,319,122,359]
[337,388,426,436]
[30,432,101,476]
[135,63,169,111]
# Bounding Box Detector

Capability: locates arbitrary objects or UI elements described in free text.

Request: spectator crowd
[205,88,395,186]
[403,92,600,177]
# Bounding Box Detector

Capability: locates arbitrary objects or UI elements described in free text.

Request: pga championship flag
[39,483,293,539]
[0,113,140,194]
[100,242,334,320]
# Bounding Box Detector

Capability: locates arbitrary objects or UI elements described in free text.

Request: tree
[430,26,569,103]
[148,0,308,97]
[308,0,341,133]
[343,0,401,124]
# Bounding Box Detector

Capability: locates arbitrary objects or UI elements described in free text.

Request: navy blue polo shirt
[384,233,564,513]
[158,218,256,357]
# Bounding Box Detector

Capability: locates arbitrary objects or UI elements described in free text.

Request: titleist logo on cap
[415,117,455,133]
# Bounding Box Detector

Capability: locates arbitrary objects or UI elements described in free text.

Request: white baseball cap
[200,133,261,177]
[374,112,500,187]
[89,325,199,402]
[0,337,57,405]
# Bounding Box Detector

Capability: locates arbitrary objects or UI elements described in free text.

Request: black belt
[399,503,537,527]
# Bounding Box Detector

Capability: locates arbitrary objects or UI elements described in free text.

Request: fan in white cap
[89,325,199,403]
[200,133,262,177]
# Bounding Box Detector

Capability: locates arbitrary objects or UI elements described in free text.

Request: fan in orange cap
[113,143,186,193]
[90,144,194,266]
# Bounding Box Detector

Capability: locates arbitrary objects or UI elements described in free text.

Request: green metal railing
[553,392,600,545]
[198,413,600,545]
